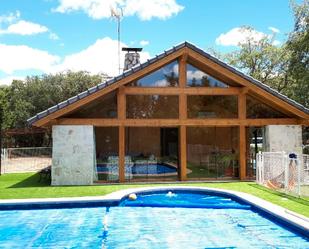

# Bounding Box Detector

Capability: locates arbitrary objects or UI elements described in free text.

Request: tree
[222,26,291,94]
[286,0,309,107]
[1,71,108,146]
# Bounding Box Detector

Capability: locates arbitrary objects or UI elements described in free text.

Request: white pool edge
[0,186,308,233]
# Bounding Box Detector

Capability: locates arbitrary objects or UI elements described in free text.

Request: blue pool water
[97,163,177,174]
[0,191,308,248]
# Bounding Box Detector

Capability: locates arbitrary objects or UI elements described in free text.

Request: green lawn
[0,173,308,217]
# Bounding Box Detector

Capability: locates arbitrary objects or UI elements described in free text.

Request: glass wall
[246,95,288,118]
[187,63,229,87]
[64,91,117,118]
[246,127,264,178]
[129,61,179,87]
[95,127,119,182]
[187,127,239,179]
[126,95,179,119]
[187,95,238,118]
[125,127,179,181]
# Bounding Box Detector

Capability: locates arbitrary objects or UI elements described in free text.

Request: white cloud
[49,32,60,40]
[272,40,281,46]
[187,70,206,81]
[0,75,25,86]
[140,40,149,46]
[0,11,20,25]
[0,12,59,38]
[54,0,184,20]
[124,0,184,20]
[0,37,150,81]
[0,44,60,74]
[216,27,280,47]
[0,20,49,35]
[54,37,151,76]
[268,26,280,33]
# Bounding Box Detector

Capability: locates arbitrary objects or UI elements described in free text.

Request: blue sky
[0,0,297,85]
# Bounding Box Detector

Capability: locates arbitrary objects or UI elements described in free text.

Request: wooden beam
[179,53,187,120]
[32,47,187,127]
[179,125,187,181]
[117,86,126,120]
[56,118,303,127]
[123,87,240,95]
[238,92,246,120]
[118,125,125,183]
[179,54,187,88]
[239,125,246,180]
[117,86,126,182]
[299,119,309,125]
[179,94,187,121]
[179,54,187,181]
[187,49,309,119]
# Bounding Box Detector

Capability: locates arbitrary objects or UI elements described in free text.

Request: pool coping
[0,186,308,235]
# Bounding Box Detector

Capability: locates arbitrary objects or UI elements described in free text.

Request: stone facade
[264,125,302,154]
[52,125,96,185]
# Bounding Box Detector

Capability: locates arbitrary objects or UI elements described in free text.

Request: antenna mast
[111,6,123,75]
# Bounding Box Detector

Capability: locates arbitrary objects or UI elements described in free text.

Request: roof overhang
[28,41,309,127]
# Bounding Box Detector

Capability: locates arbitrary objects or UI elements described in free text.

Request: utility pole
[111,6,123,75]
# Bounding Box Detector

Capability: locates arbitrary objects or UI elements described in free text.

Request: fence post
[297,155,301,197]
[256,152,259,183]
[284,152,289,191]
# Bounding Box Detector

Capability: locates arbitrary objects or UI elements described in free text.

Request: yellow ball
[128,193,137,200]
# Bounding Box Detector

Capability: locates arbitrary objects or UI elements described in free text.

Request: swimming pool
[97,163,177,175]
[0,188,308,248]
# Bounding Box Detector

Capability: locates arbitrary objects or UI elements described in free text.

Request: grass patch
[0,173,308,217]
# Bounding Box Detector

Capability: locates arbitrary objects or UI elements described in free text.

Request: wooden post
[238,90,247,180]
[239,125,246,180]
[180,125,187,181]
[118,125,125,182]
[118,87,125,182]
[179,54,187,181]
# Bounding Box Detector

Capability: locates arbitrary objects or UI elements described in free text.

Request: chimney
[122,47,142,71]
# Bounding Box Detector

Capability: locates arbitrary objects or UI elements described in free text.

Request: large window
[187,95,238,118]
[126,95,179,119]
[125,127,179,181]
[187,64,229,88]
[95,127,119,182]
[246,95,288,118]
[187,127,239,179]
[64,91,117,118]
[129,61,179,87]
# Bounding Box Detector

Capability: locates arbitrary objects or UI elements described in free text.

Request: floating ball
[128,193,137,200]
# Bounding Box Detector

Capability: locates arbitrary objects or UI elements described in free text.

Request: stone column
[264,125,302,154]
[52,125,96,185]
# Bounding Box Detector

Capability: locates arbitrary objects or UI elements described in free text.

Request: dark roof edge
[27,41,309,125]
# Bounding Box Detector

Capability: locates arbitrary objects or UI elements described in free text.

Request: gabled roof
[28,41,309,126]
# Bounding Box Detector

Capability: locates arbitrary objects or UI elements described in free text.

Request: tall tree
[286,0,309,107]
[222,26,291,93]
[1,71,108,129]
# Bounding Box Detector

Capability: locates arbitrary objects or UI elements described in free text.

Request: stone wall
[52,125,96,185]
[264,125,302,154]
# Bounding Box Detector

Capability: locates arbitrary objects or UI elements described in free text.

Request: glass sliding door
[187,127,239,179]
[125,127,179,182]
[246,127,264,178]
[95,127,119,182]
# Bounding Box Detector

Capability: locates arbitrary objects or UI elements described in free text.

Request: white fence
[1,147,52,174]
[256,152,309,197]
